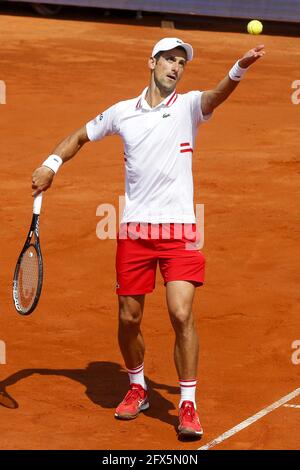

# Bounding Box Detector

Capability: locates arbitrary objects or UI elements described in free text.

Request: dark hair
[154,51,162,61]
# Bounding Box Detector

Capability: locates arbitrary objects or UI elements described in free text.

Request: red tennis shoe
[178,400,203,438]
[115,383,149,420]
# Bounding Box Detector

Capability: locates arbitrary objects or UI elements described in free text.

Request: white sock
[179,379,197,408]
[127,363,147,390]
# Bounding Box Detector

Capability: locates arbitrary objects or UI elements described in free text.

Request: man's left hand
[238,45,266,68]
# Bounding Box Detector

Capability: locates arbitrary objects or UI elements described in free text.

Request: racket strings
[17,245,39,310]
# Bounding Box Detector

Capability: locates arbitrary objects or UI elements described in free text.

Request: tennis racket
[13,193,43,315]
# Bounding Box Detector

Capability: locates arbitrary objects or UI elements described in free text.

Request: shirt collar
[136,87,178,110]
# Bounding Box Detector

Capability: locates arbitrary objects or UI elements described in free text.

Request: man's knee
[170,307,194,330]
[118,298,143,329]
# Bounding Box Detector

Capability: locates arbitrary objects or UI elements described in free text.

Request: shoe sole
[178,427,204,438]
[115,402,150,420]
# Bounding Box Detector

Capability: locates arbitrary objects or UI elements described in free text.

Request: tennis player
[32,38,265,438]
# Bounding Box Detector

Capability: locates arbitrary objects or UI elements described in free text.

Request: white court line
[284,404,300,409]
[198,387,300,450]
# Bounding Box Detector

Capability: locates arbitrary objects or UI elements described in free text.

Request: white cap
[152,37,193,61]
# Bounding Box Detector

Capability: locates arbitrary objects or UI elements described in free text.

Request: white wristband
[42,154,63,174]
[228,60,247,81]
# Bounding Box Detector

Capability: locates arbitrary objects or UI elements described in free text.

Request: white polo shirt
[86,87,211,223]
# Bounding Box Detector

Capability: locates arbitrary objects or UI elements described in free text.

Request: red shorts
[116,223,205,295]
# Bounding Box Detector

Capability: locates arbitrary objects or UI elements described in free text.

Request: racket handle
[33,193,43,215]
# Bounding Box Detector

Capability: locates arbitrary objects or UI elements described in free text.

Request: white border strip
[284,403,300,409]
[198,387,300,450]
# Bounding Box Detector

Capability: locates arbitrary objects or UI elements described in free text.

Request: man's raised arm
[201,45,265,116]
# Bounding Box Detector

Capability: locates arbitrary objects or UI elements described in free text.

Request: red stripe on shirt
[170,94,178,106]
[166,90,177,106]
[180,143,190,147]
[180,148,193,153]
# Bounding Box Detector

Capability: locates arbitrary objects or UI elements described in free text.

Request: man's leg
[166,281,198,379]
[115,294,149,419]
[118,294,145,369]
[166,280,203,437]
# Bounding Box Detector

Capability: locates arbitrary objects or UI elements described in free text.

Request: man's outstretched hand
[238,45,266,68]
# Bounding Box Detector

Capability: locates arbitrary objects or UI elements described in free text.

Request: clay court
[0,8,299,450]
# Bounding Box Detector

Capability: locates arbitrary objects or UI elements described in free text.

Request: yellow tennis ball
[247,20,263,35]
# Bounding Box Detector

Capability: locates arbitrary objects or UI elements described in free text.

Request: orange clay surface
[0,13,299,450]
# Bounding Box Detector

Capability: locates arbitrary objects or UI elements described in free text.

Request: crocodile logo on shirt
[162,113,171,118]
